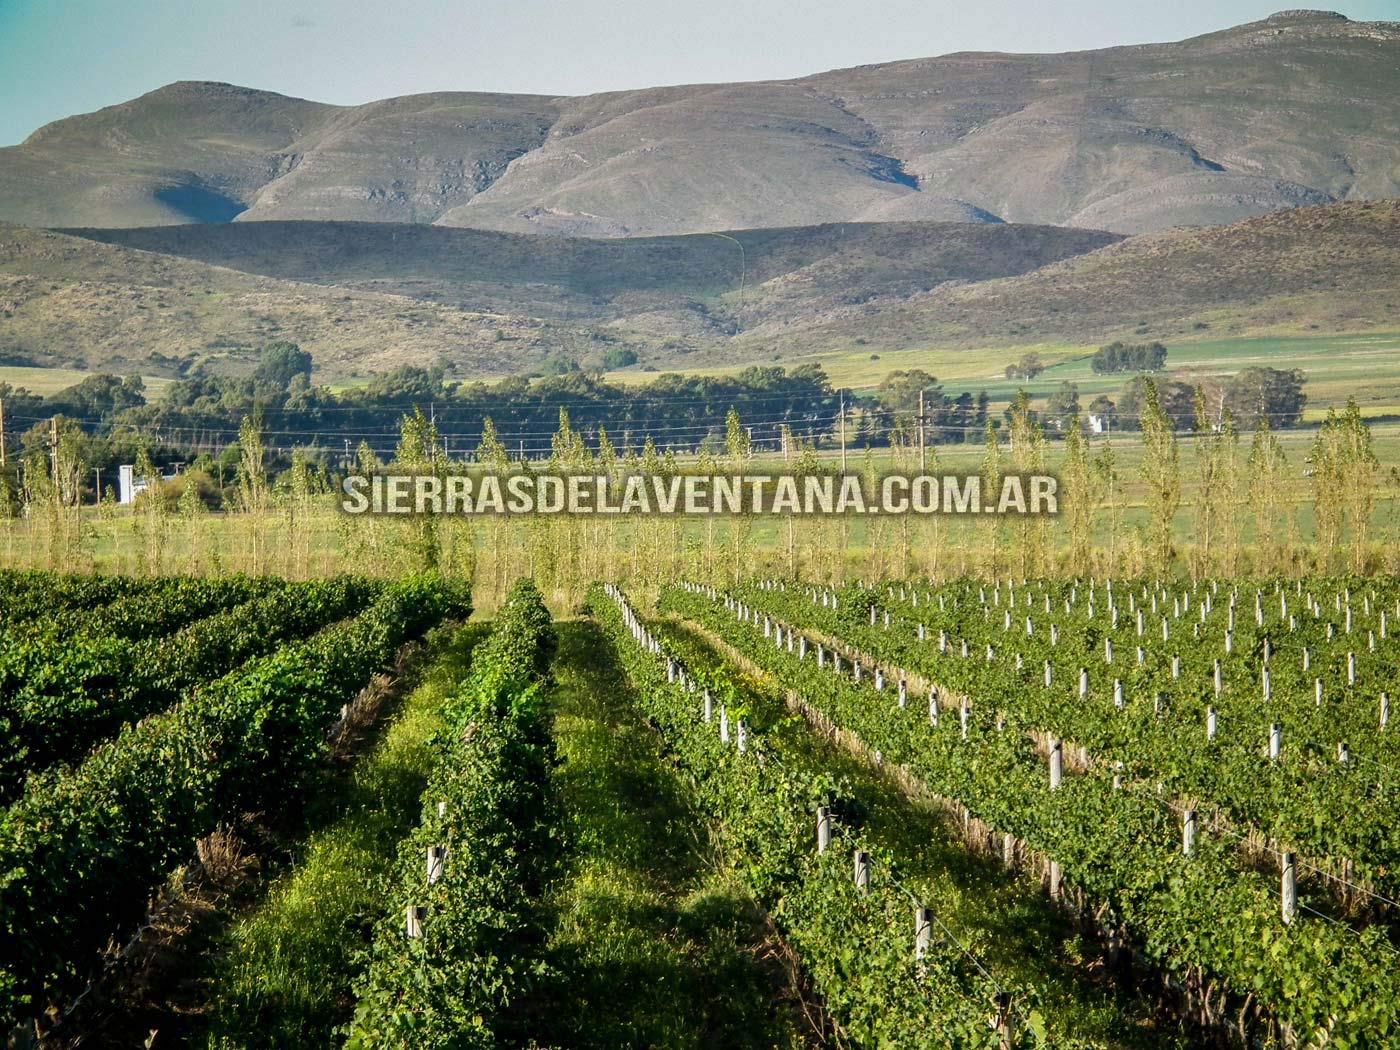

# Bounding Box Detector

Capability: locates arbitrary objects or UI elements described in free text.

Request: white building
[117,464,178,505]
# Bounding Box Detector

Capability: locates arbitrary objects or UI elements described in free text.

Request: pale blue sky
[2,0,1398,146]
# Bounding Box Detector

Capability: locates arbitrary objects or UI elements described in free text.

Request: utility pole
[839,393,847,473]
[50,416,59,498]
[94,467,101,504]
[918,390,927,473]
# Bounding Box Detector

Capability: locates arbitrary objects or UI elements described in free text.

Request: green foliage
[1004,352,1045,381]
[199,622,489,1048]
[600,347,639,370]
[251,342,313,391]
[591,585,1047,1048]
[1225,366,1306,429]
[693,577,1400,1046]
[0,574,469,1030]
[345,580,556,1048]
[1090,342,1167,375]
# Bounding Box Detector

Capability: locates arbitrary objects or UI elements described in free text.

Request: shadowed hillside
[0,218,1112,378]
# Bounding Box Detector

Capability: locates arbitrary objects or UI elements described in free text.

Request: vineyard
[2,568,1398,1048]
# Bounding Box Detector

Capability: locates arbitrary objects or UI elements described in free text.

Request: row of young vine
[733,576,1400,900]
[0,574,470,1036]
[0,577,381,799]
[345,579,558,1048]
[661,581,1400,1047]
[589,583,1064,1049]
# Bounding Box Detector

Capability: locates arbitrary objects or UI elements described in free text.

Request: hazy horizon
[3,0,1398,147]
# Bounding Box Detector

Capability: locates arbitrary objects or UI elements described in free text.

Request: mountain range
[0,9,1397,386]
[1,10,1396,237]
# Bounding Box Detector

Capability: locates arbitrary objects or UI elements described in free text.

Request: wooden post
[427,845,446,885]
[1049,740,1062,790]
[1002,832,1016,871]
[703,689,713,723]
[1281,853,1297,924]
[914,905,932,960]
[1113,678,1123,708]
[720,706,730,744]
[1048,860,1062,900]
[437,800,447,818]
[1182,809,1196,856]
[928,687,939,726]
[1269,722,1282,761]
[736,720,748,752]
[1338,741,1350,766]
[853,850,871,896]
[959,701,969,740]
[817,807,832,854]
[918,389,927,473]
[406,905,426,938]
[0,396,6,467]
[994,991,1014,1049]
[1207,706,1217,741]
[839,392,847,473]
[1383,692,1390,730]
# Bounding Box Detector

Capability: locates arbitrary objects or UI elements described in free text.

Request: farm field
[628,330,1400,419]
[5,412,1400,604]
[4,567,1399,1047]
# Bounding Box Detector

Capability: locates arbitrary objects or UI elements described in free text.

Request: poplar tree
[1139,379,1181,567]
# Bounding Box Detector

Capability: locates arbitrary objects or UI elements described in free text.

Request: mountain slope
[0,218,1116,378]
[63,219,1118,328]
[0,11,1396,234]
[748,200,1400,356]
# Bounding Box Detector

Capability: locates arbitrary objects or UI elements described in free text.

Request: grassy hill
[0,11,1396,235]
[2,201,1397,390]
[0,224,625,379]
[0,219,1113,379]
[64,219,1118,332]
[740,200,1400,360]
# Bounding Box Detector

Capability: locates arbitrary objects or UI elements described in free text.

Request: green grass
[194,623,486,1048]
[652,617,1195,1049]
[515,621,806,1049]
[0,364,174,398]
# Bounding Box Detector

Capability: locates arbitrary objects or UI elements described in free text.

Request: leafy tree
[252,341,313,390]
[1139,379,1181,565]
[1090,341,1167,374]
[1311,399,1379,571]
[1117,375,1195,430]
[1044,381,1080,429]
[364,364,445,405]
[1224,366,1307,429]
[1003,352,1045,381]
[600,347,639,370]
[542,354,581,376]
[1062,413,1095,574]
